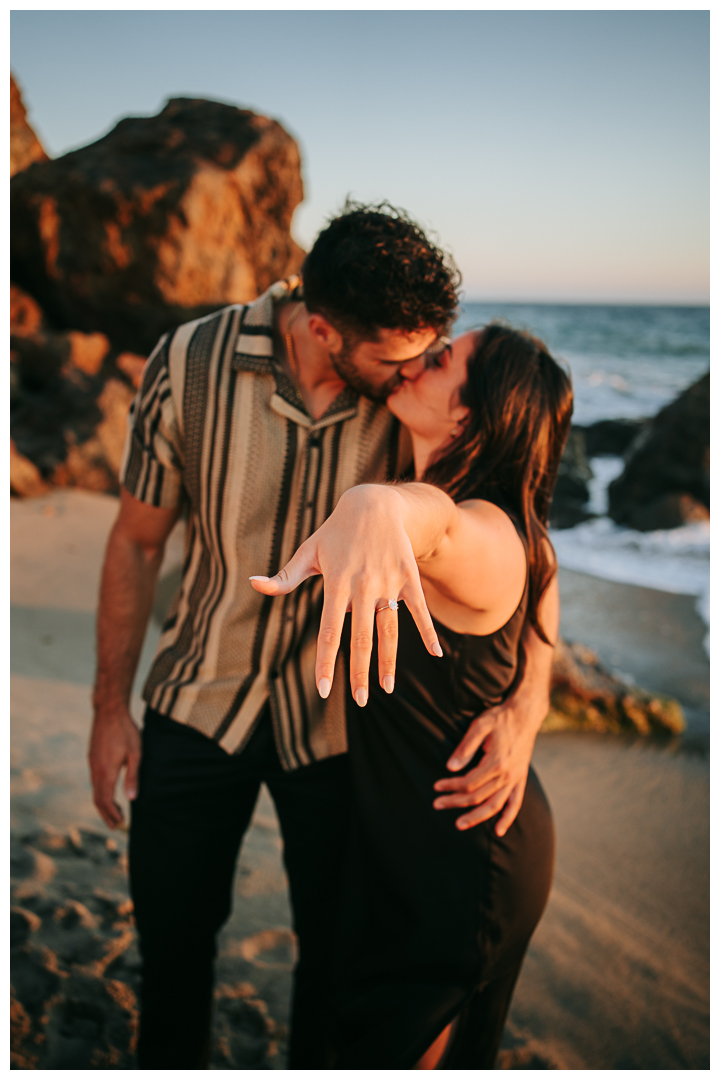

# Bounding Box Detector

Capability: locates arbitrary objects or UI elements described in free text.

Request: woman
[253,323,573,1068]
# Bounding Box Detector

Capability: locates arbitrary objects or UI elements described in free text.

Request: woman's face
[387,330,479,441]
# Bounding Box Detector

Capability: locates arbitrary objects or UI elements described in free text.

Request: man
[89,202,554,1067]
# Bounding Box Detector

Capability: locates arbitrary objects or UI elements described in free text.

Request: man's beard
[329,345,403,403]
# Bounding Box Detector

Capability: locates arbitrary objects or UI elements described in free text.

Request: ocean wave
[454,302,709,429]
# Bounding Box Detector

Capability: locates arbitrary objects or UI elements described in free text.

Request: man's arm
[89,488,180,829]
[433,572,559,834]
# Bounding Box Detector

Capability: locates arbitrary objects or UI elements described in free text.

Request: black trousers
[128,706,351,1069]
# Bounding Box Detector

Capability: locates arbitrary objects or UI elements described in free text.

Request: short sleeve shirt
[120,279,408,768]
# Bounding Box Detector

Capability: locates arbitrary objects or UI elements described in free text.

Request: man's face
[330,327,443,402]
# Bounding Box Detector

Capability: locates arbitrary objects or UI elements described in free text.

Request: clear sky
[10,10,709,304]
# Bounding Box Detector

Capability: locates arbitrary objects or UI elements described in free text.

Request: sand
[10,490,709,1069]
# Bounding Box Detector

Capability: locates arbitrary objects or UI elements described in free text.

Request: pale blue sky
[11,10,709,304]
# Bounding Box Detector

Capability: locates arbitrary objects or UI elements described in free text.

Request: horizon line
[460,297,709,309]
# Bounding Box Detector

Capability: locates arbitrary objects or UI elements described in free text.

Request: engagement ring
[376,599,399,613]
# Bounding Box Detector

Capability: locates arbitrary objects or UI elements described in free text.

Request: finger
[94,775,123,829]
[456,791,510,831]
[434,753,502,792]
[376,605,398,693]
[124,752,140,802]
[494,782,525,837]
[401,577,443,659]
[445,717,494,771]
[433,776,504,810]
[349,594,377,707]
[315,589,350,699]
[250,540,319,596]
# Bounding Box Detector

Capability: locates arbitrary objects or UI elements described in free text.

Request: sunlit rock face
[10,74,48,178]
[10,97,305,355]
[10,94,305,495]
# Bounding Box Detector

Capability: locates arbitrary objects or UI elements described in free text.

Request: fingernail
[433,799,446,809]
[447,757,461,769]
[382,675,394,694]
[355,687,368,707]
[432,642,443,657]
[318,678,331,699]
[126,788,137,801]
[249,575,270,581]
[457,820,469,831]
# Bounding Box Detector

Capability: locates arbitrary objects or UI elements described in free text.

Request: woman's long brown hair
[423,323,573,643]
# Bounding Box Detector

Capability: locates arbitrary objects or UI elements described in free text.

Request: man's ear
[307,312,345,354]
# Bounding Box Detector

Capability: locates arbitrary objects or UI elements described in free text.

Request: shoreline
[558,566,709,737]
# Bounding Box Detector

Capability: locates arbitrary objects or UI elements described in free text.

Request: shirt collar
[233,276,360,426]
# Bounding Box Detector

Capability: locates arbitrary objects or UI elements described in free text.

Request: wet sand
[10,490,709,1069]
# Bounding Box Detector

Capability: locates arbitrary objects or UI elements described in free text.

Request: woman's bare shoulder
[419,497,527,634]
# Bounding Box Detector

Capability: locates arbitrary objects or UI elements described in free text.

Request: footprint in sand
[228,928,298,970]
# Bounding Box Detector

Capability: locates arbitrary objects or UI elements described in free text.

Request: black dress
[333,529,555,1069]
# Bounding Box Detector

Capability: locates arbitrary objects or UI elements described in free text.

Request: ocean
[454,303,710,650]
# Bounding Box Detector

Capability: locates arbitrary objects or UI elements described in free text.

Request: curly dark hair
[302,200,460,341]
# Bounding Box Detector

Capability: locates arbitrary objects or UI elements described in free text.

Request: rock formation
[549,428,594,528]
[608,373,709,531]
[10,74,48,178]
[10,285,142,496]
[10,90,306,495]
[11,97,305,356]
[545,639,685,736]
[577,417,645,458]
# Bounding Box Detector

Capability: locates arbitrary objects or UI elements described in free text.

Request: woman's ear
[451,404,470,427]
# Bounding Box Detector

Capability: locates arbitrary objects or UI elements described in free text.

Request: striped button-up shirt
[120,278,408,769]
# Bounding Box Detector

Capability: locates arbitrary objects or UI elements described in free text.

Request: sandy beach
[10,489,709,1069]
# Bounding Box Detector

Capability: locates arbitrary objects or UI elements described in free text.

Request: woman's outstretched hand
[249,485,443,706]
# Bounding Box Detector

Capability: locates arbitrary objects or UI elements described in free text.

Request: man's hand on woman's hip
[432,695,542,836]
[434,580,558,835]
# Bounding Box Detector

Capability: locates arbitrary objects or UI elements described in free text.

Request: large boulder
[10,74,48,177]
[11,97,305,355]
[608,373,709,531]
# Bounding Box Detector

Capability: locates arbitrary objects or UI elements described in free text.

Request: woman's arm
[387,482,527,635]
[250,481,526,699]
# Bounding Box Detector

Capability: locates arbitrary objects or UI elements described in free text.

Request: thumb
[124,752,140,802]
[250,540,319,596]
[446,716,492,771]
